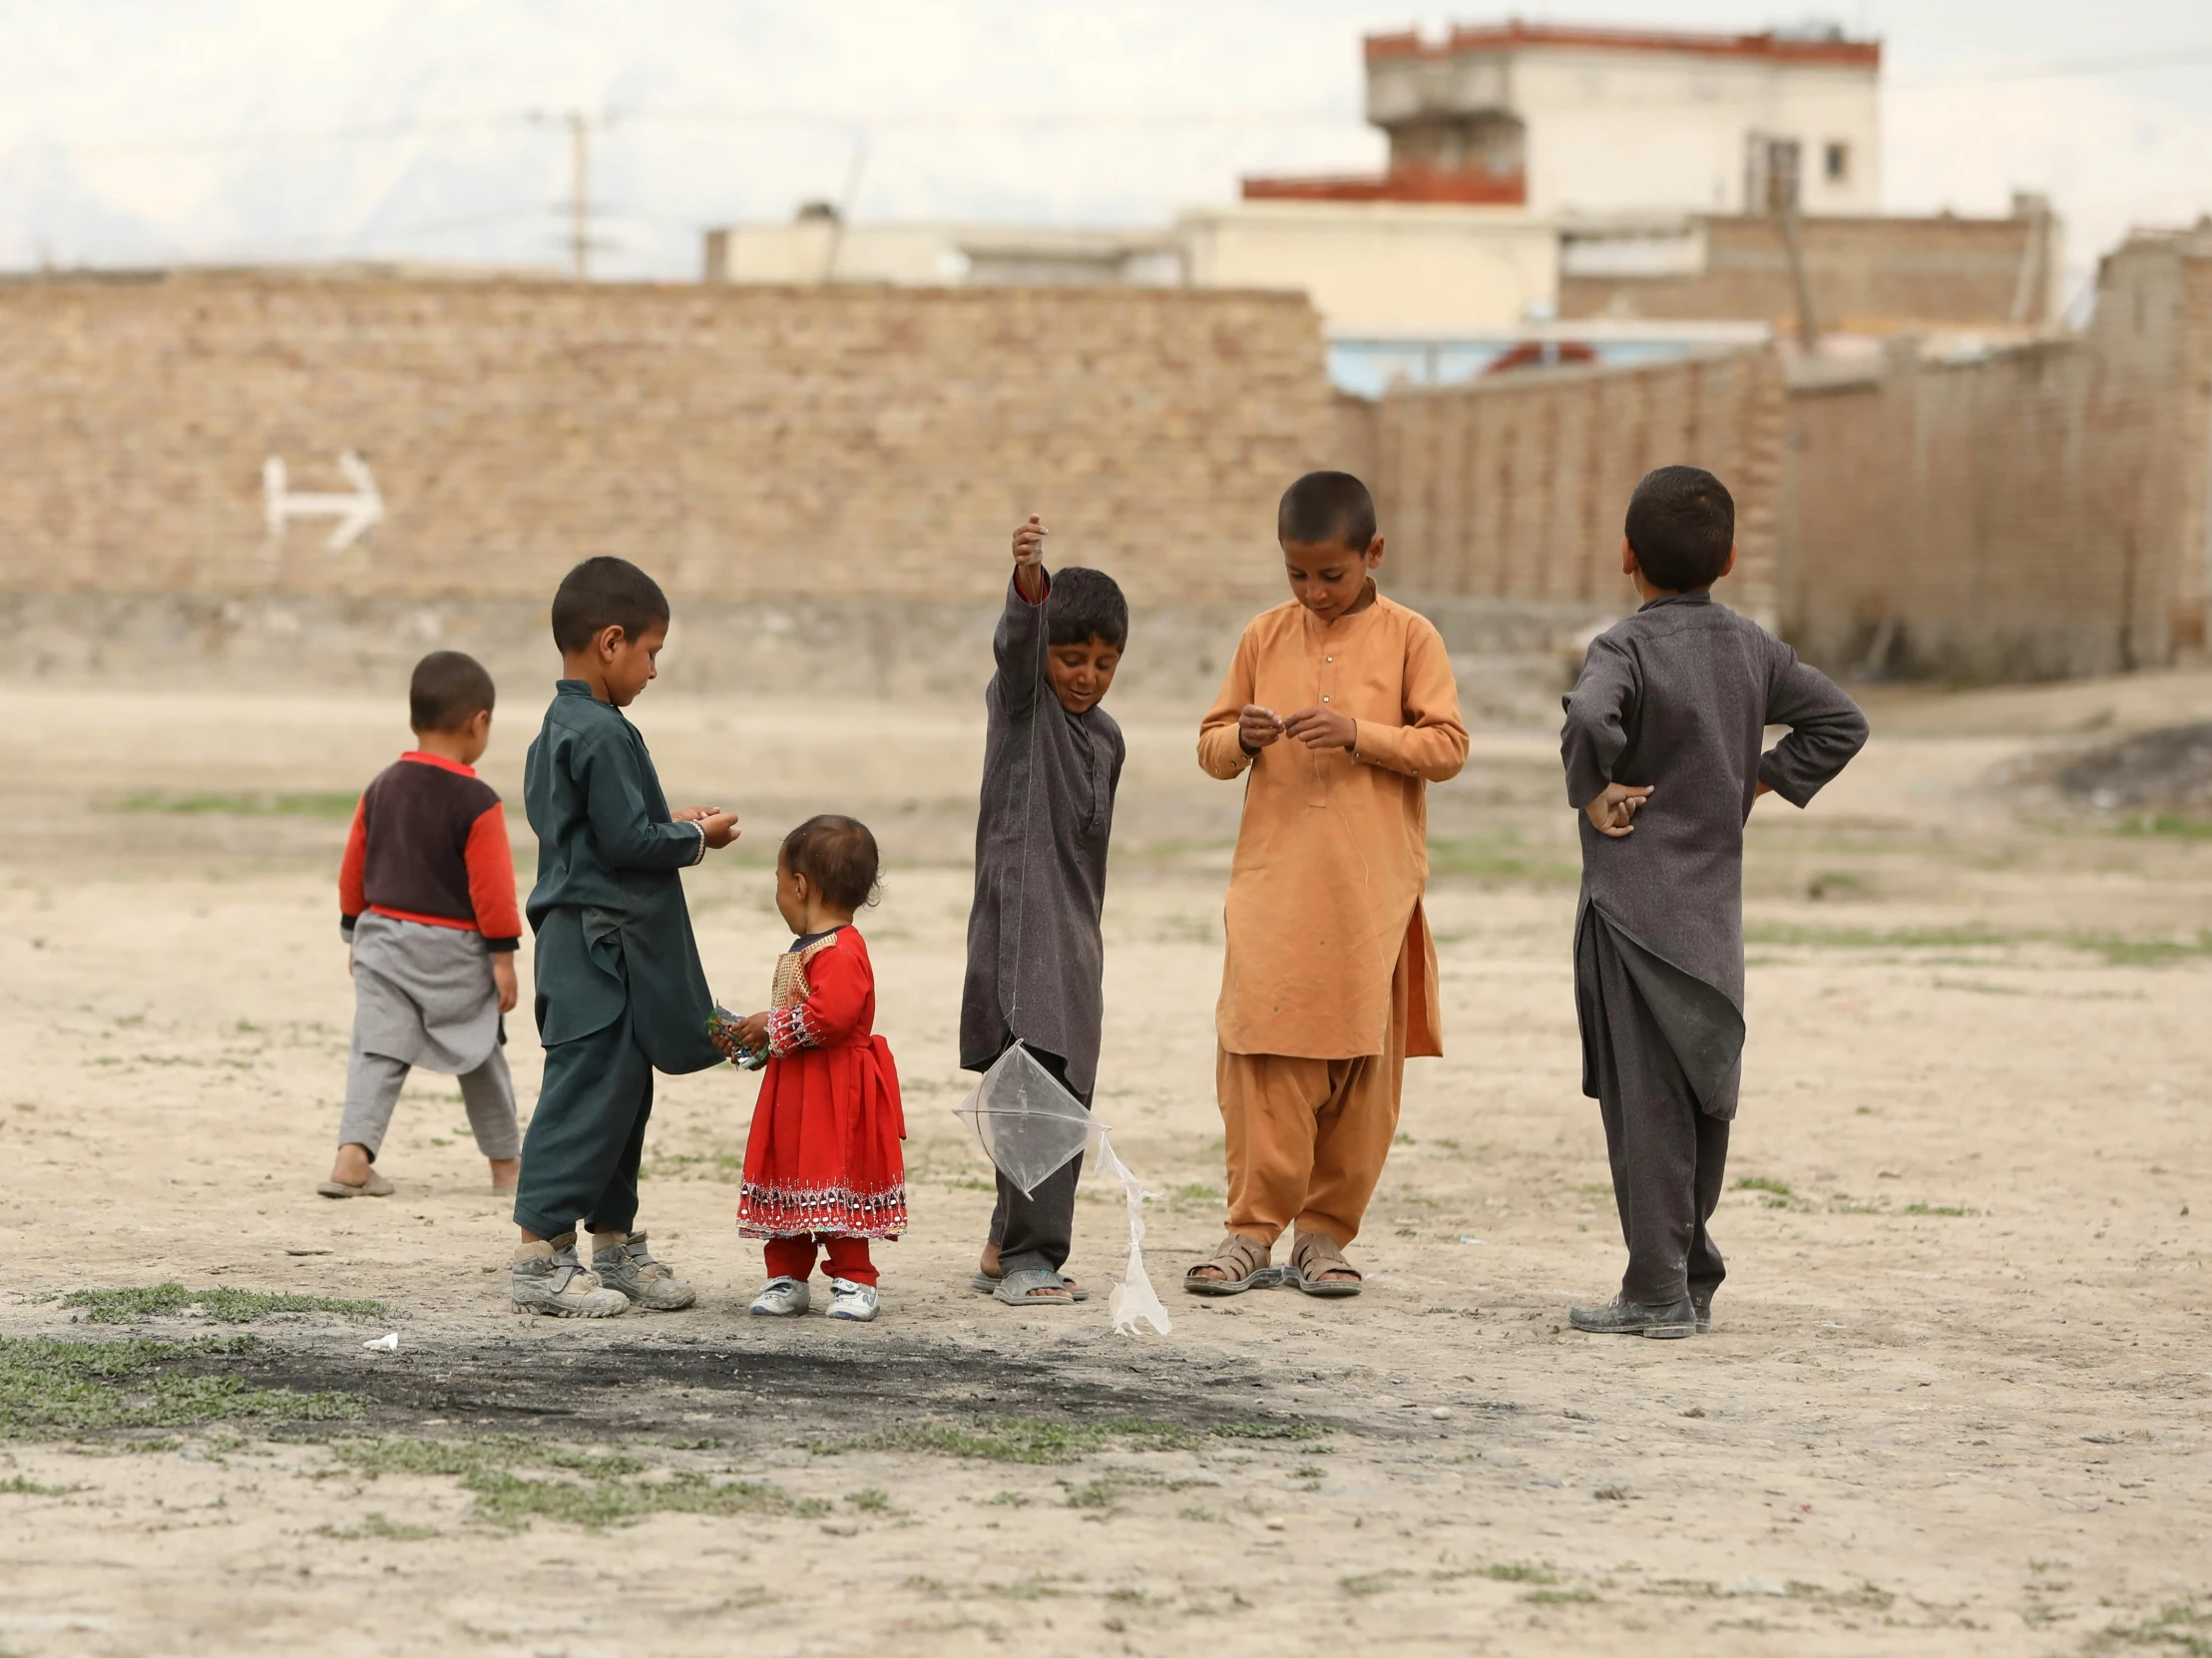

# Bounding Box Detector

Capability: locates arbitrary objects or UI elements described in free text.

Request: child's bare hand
[491,954,519,1015]
[734,1012,772,1050]
[1238,705,1285,753]
[1583,782,1653,837]
[1012,515,1047,566]
[1283,705,1356,750]
[695,810,740,850]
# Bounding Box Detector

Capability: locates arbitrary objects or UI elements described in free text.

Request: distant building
[1249,20,1881,218]
[704,16,2059,389]
[702,201,1559,339]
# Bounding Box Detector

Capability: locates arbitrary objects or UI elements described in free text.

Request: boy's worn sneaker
[512,1232,629,1319]
[826,1279,879,1322]
[1567,1295,1696,1339]
[590,1231,696,1311]
[1692,1296,1713,1334]
[750,1277,812,1317]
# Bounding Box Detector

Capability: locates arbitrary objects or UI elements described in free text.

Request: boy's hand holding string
[1238,703,1355,754]
[1013,514,1049,602]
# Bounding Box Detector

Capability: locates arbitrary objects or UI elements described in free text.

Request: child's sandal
[1289,1231,1363,1298]
[1183,1232,1273,1297]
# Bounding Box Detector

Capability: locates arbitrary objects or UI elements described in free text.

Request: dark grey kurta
[524,679,721,1075]
[1561,594,1869,1120]
[960,572,1125,1097]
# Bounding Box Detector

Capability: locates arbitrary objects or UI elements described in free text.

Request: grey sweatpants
[338,1044,521,1163]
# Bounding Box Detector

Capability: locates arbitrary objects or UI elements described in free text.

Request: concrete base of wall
[1791,614,2137,686]
[3,590,1597,724]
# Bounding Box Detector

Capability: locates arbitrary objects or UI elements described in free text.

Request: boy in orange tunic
[1187,472,1469,1298]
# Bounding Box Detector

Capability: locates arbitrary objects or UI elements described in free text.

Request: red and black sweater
[338,752,523,951]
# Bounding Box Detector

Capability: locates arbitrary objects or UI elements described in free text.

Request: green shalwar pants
[512,1008,656,1240]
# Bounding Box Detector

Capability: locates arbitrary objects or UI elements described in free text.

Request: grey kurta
[348,911,502,1074]
[1561,593,1869,1121]
[960,572,1125,1096]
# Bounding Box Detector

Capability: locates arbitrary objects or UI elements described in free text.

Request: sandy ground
[1,668,2209,1658]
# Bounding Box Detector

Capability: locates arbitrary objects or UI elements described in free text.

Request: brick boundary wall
[1778,232,2212,681]
[1370,345,1783,629]
[0,274,1338,611]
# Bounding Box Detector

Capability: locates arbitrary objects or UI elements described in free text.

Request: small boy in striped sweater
[320,650,523,1199]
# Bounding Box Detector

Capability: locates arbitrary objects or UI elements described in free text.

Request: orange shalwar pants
[1216,943,1411,1249]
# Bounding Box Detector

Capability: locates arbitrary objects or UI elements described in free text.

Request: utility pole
[568,112,591,281]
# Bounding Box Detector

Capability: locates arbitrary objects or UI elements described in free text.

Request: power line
[1890,44,2212,89]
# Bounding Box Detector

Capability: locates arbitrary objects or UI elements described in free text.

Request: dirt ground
[1,665,2209,1658]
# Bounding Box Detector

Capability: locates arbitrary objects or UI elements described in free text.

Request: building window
[1825,142,1851,184]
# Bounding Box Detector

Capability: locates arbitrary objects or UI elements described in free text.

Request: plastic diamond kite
[954,1041,1172,1336]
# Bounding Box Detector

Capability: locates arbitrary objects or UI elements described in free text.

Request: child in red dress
[716,815,905,1322]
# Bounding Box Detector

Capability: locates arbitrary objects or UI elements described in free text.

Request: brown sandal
[1289,1231,1363,1298]
[1183,1232,1274,1297]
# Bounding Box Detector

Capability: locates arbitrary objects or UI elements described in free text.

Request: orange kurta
[1198,591,1469,1059]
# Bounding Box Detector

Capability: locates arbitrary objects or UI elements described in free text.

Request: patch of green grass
[106,790,361,819]
[1340,1569,1414,1597]
[1428,833,1579,886]
[1207,1421,1328,1443]
[1735,1177,1793,1197]
[0,1474,86,1495]
[818,1417,1323,1464]
[61,1285,389,1325]
[982,1576,1066,1601]
[1744,922,2021,951]
[2091,1600,2212,1655]
[0,1336,359,1437]
[1063,1477,1122,1509]
[2114,814,2212,841]
[1527,1588,1599,1605]
[2081,934,2212,967]
[847,1487,891,1512]
[316,1511,438,1541]
[1902,1203,1977,1218]
[1482,1563,1557,1583]
[332,1437,828,1531]
[1168,1183,1223,1206]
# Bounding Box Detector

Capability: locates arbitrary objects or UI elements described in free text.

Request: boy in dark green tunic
[510,558,741,1318]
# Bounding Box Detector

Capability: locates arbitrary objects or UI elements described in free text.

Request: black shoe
[1568,1295,1696,1339]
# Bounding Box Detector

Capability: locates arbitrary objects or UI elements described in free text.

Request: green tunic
[524,679,721,1075]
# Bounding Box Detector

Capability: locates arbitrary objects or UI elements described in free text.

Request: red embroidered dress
[737,927,907,1240]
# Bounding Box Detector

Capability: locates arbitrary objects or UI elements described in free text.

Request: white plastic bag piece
[954,1042,1093,1198]
[362,1331,399,1353]
[1093,1130,1172,1338]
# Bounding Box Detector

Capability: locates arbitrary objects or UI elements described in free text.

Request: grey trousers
[338,1044,521,1162]
[985,1042,1090,1279]
[1578,912,1731,1307]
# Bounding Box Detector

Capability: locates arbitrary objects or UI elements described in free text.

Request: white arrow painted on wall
[262,451,384,554]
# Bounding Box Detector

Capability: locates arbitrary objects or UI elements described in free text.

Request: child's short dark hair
[1624,466,1735,592]
[780,814,881,912]
[551,557,671,653]
[1047,567,1128,650]
[1278,470,1377,552]
[409,650,496,733]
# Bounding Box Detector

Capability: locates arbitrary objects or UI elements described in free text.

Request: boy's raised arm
[993,515,1051,718]
[1559,635,1638,809]
[1347,622,1469,782]
[579,729,715,871]
[1757,649,1870,807]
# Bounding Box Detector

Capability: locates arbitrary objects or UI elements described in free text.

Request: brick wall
[1563,208,2055,330]
[0,274,1337,609]
[1372,345,1784,624]
[1779,231,2212,680]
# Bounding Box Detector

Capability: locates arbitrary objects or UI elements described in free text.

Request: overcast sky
[2,0,2207,302]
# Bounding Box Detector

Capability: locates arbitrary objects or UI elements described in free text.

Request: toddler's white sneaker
[826,1278,879,1322]
[749,1276,811,1317]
